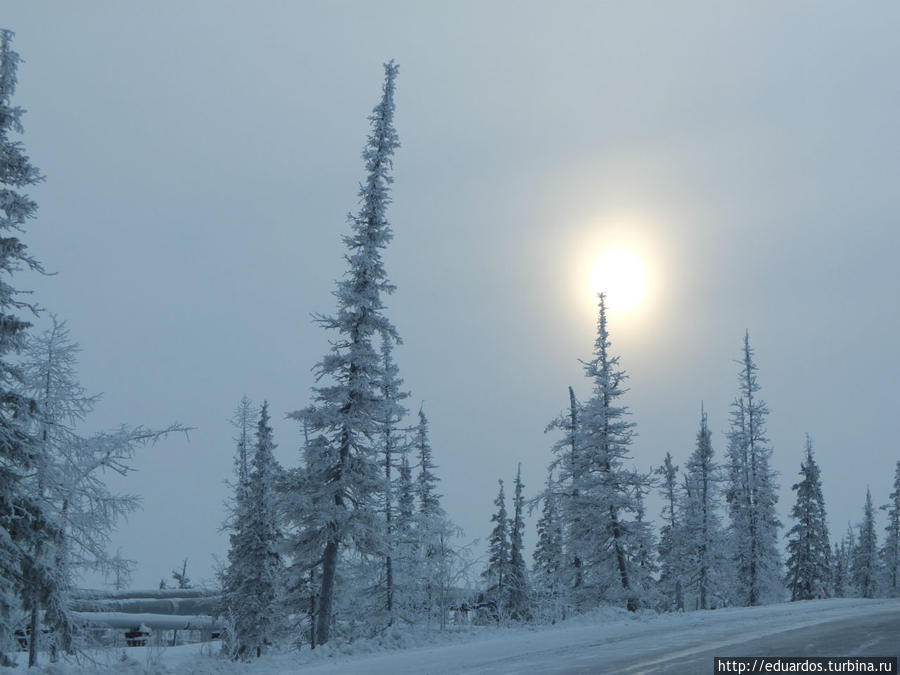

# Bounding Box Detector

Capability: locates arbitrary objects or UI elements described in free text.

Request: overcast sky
[4,2,899,589]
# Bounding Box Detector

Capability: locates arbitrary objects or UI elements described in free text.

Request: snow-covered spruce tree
[396,449,415,542]
[655,452,683,610]
[288,61,401,646]
[222,396,254,601]
[629,477,658,607]
[223,402,283,660]
[230,396,254,508]
[412,404,457,628]
[506,464,530,621]
[482,479,510,622]
[681,407,730,610]
[2,44,184,665]
[785,435,831,601]
[390,439,420,619]
[279,422,328,649]
[222,396,254,625]
[851,488,879,599]
[572,293,641,611]
[533,469,566,621]
[414,405,441,526]
[545,386,582,602]
[831,541,848,598]
[835,525,856,597]
[426,516,464,632]
[724,332,782,606]
[0,29,52,667]
[881,461,900,597]
[378,334,408,623]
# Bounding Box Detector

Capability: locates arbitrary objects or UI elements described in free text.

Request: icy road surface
[626,610,900,674]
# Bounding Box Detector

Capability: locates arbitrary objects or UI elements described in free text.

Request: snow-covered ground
[26,598,900,674]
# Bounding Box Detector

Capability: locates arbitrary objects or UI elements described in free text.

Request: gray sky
[5,1,899,589]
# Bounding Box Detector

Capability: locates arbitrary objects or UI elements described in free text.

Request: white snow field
[26,598,900,674]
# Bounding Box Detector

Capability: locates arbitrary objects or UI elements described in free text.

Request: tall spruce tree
[223,402,283,659]
[0,29,53,667]
[725,332,782,606]
[507,464,530,620]
[573,293,640,611]
[483,479,510,622]
[681,407,729,610]
[785,435,830,601]
[881,461,900,597]
[851,488,879,599]
[289,61,401,645]
[0,26,185,662]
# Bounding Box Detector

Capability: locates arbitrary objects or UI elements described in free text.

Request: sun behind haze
[591,248,648,312]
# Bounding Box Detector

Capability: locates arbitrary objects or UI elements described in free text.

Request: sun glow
[590,248,647,312]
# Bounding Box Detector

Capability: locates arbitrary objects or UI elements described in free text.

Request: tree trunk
[28,590,39,668]
[308,569,317,649]
[610,506,635,611]
[316,539,338,645]
[384,413,394,622]
[568,387,583,592]
[386,554,393,619]
[699,561,708,610]
[31,424,49,669]
[316,418,350,646]
[745,353,760,607]
[700,463,709,610]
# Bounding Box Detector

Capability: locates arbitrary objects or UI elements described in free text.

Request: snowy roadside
[290,598,900,675]
[28,598,900,674]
